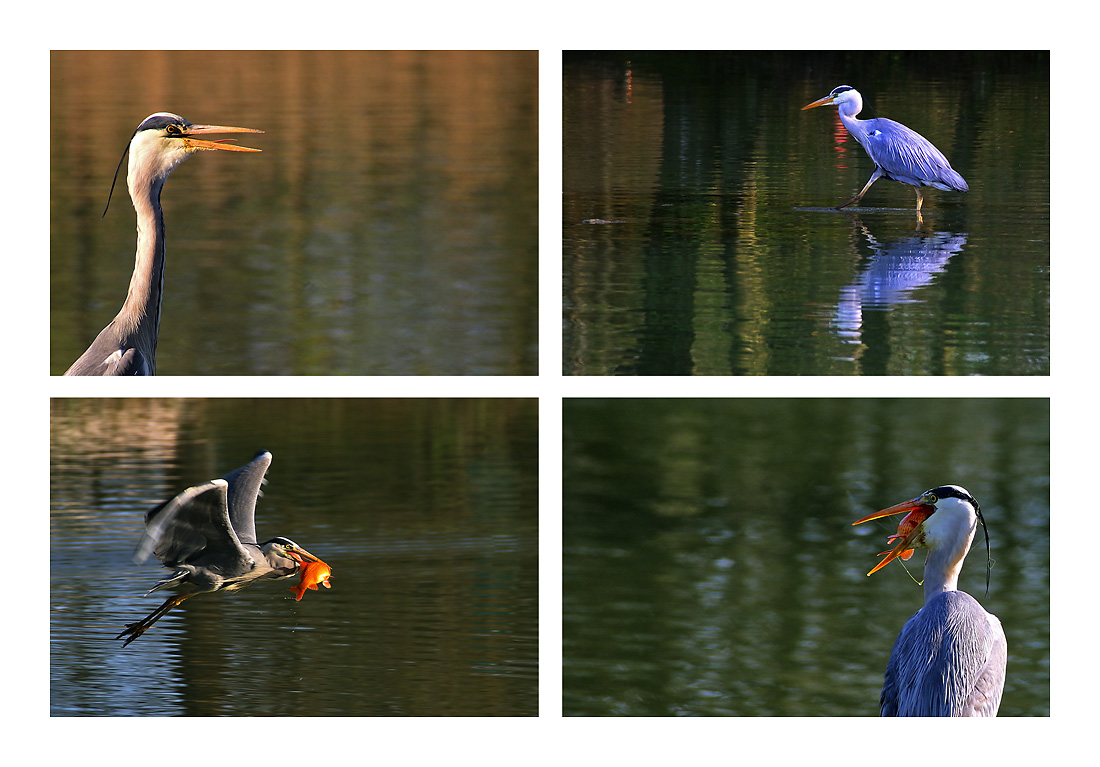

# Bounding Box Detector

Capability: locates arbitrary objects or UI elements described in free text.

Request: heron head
[260,536,321,567]
[801,85,863,116]
[105,112,263,217]
[852,485,983,577]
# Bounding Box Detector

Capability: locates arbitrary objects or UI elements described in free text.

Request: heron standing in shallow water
[802,86,967,222]
[117,451,324,647]
[853,485,1006,716]
[64,112,263,376]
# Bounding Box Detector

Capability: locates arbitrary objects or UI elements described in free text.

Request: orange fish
[854,504,934,575]
[289,557,333,602]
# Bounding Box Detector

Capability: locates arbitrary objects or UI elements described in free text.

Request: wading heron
[117,451,321,647]
[802,86,967,221]
[853,485,1006,716]
[64,112,263,376]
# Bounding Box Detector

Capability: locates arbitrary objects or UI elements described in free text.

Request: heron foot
[116,621,151,648]
[116,594,191,647]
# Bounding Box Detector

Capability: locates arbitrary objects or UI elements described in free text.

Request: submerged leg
[837,167,884,210]
[914,188,925,226]
[117,593,194,647]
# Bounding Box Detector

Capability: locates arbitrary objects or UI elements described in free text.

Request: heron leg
[914,188,925,226]
[116,593,194,647]
[837,168,884,210]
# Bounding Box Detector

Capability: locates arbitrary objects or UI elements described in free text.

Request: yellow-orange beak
[182,124,263,153]
[285,544,321,565]
[801,95,835,111]
[852,498,934,576]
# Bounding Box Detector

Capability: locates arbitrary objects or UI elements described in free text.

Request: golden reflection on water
[51,51,538,375]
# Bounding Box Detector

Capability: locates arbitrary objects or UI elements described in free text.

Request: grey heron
[853,485,1006,716]
[64,112,263,376]
[117,451,326,647]
[802,86,967,221]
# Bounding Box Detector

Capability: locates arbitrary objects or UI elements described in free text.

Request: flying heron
[853,485,1006,716]
[117,451,322,647]
[64,112,263,376]
[802,86,967,221]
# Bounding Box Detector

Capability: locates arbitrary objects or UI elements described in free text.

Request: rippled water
[51,399,538,716]
[51,51,538,375]
[564,51,1049,375]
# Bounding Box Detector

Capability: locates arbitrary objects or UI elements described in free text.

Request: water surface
[563,398,1048,716]
[51,51,538,375]
[563,52,1048,375]
[51,398,538,716]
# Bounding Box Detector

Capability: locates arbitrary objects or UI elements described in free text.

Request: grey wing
[880,591,1005,716]
[135,479,254,577]
[861,118,968,192]
[960,614,1007,717]
[220,451,272,545]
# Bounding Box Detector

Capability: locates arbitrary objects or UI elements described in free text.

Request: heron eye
[167,125,181,135]
[926,493,938,503]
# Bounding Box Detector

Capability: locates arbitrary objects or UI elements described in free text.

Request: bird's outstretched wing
[881,590,1006,716]
[220,451,273,545]
[135,479,253,577]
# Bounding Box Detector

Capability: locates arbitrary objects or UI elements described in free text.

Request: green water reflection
[563,51,1049,375]
[563,398,1048,716]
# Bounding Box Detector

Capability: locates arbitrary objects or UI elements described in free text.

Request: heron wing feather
[858,119,968,192]
[136,479,254,577]
[64,340,150,376]
[220,451,272,545]
[880,591,1005,716]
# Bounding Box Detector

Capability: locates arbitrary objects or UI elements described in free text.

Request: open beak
[285,544,321,565]
[801,95,835,111]
[182,124,264,152]
[852,498,935,576]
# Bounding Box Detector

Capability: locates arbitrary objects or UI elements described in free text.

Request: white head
[853,485,988,596]
[802,85,864,119]
[103,112,263,214]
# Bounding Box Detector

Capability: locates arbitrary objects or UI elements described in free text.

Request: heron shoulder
[881,590,1005,716]
[63,337,151,376]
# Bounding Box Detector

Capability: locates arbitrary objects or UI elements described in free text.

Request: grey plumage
[803,86,967,217]
[854,485,1006,716]
[117,451,319,646]
[64,112,262,376]
[881,590,1007,716]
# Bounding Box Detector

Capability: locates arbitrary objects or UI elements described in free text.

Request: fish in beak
[852,496,936,576]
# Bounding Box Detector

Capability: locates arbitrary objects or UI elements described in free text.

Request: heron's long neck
[838,111,872,153]
[837,98,867,145]
[116,175,167,368]
[923,539,968,603]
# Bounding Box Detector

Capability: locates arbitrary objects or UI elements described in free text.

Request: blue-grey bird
[853,485,1006,716]
[64,112,263,376]
[117,451,321,647]
[803,86,967,219]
